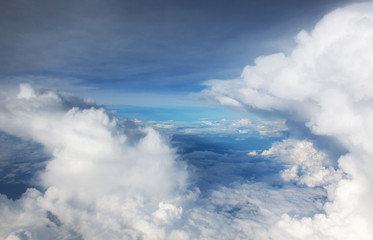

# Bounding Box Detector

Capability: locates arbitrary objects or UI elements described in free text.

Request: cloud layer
[2,2,373,239]
[200,2,373,239]
[0,84,328,240]
[0,84,188,239]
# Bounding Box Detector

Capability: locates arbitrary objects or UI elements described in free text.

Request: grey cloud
[0,0,357,88]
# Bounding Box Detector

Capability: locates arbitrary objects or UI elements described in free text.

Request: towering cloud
[0,85,327,240]
[200,2,373,239]
[0,84,188,239]
[2,2,373,240]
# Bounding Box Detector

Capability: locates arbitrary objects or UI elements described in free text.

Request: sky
[1,0,373,240]
[0,0,363,105]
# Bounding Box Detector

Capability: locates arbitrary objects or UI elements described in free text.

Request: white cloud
[0,84,188,239]
[248,150,258,156]
[182,182,326,240]
[152,202,183,223]
[262,139,342,187]
[0,84,328,240]
[152,118,286,137]
[3,2,373,239]
[200,2,373,239]
[154,123,174,129]
[232,118,251,126]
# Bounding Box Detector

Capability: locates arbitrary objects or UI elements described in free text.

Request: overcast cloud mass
[0,1,373,240]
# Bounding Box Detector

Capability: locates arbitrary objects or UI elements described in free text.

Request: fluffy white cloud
[232,118,251,126]
[262,139,342,187]
[0,84,188,239]
[200,2,373,239]
[3,2,373,239]
[182,182,326,240]
[0,84,328,240]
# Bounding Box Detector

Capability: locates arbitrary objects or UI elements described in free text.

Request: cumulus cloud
[3,2,373,239]
[0,84,188,239]
[182,182,326,240]
[261,139,342,187]
[0,84,328,240]
[200,2,373,239]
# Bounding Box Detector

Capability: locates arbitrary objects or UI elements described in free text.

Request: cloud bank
[0,84,188,239]
[2,2,373,240]
[0,84,327,240]
[200,2,373,239]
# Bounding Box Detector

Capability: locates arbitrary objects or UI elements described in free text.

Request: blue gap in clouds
[171,133,285,194]
[0,104,288,199]
[0,131,49,200]
[106,105,258,122]
[110,105,289,193]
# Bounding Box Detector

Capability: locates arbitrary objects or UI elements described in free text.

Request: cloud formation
[0,84,327,240]
[0,0,353,94]
[0,84,188,239]
[2,2,373,239]
[261,139,342,188]
[200,2,373,239]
